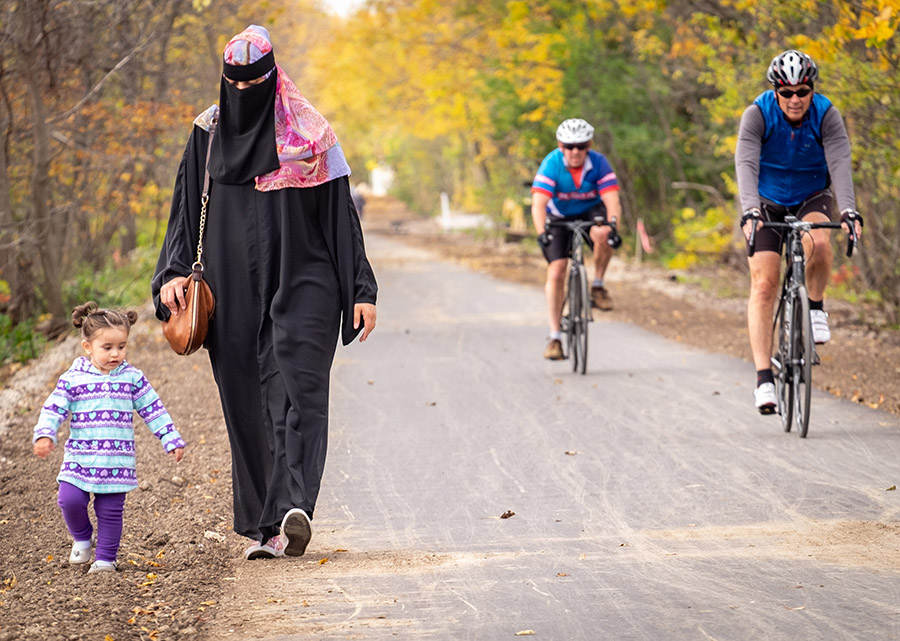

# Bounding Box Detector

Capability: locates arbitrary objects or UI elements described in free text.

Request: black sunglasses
[777,87,812,99]
[563,143,589,150]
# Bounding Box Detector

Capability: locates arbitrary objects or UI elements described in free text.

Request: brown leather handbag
[162,121,217,355]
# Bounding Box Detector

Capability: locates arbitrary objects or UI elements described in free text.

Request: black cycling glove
[740,207,761,230]
[537,231,552,247]
[840,209,864,228]
[607,229,622,249]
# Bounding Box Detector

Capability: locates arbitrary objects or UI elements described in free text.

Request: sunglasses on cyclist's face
[777,87,812,99]
[563,143,589,151]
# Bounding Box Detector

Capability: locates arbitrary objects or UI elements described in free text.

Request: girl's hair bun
[71,301,99,329]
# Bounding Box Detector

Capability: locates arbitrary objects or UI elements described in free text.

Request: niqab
[202,25,350,191]
[208,72,280,184]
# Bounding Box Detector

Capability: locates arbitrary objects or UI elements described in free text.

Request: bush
[667,206,737,270]
[0,315,47,366]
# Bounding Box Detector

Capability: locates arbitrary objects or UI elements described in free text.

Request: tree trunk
[26,74,64,318]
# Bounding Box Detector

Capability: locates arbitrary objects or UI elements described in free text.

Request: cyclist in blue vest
[531,118,623,360]
[735,50,863,414]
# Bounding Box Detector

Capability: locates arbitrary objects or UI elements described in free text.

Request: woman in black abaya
[152,25,377,560]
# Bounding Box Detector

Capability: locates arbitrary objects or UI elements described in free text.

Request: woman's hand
[354,303,377,342]
[160,275,191,317]
[34,437,54,458]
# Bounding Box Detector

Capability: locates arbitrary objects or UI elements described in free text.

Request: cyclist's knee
[547,260,567,282]
[590,225,611,243]
[806,230,833,260]
[749,276,779,302]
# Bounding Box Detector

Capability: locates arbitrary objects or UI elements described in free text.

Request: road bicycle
[749,216,857,437]
[545,216,619,375]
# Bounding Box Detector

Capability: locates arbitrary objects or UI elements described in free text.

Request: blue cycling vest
[754,90,832,207]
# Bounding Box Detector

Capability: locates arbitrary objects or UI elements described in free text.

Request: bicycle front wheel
[772,295,794,431]
[568,264,589,374]
[792,289,813,438]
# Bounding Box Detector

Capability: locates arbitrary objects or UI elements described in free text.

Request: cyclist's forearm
[735,106,765,212]
[531,192,551,233]
[822,107,857,213]
[600,190,622,225]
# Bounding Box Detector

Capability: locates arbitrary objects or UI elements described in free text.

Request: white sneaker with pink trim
[244,535,286,560]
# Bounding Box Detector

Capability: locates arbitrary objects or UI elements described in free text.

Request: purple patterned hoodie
[33,357,185,493]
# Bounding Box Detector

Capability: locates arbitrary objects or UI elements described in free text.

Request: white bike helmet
[556,118,594,144]
[766,50,818,87]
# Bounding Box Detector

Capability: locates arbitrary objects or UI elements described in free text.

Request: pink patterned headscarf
[221,25,350,191]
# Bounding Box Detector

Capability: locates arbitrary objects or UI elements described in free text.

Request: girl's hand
[169,447,184,463]
[34,438,54,458]
[160,276,191,317]
[353,303,377,342]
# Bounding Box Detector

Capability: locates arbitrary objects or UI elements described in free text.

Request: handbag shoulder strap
[194,119,217,267]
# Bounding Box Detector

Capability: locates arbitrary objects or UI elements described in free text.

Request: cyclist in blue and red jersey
[735,50,863,414]
[532,118,623,360]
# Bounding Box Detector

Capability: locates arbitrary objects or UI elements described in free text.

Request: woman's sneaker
[281,508,312,557]
[244,535,286,560]
[754,382,777,415]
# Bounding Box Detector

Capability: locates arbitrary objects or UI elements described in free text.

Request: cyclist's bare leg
[747,250,781,371]
[589,224,613,282]
[546,259,568,333]
[801,211,833,301]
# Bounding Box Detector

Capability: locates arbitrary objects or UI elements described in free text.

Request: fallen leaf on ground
[319,557,329,565]
[515,631,536,636]
[564,451,578,456]
[500,510,516,519]
[886,485,896,491]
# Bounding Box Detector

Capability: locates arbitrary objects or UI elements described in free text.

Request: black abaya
[152,125,377,541]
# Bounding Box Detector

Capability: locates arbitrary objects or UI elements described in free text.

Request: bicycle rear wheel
[772,296,794,432]
[792,289,813,438]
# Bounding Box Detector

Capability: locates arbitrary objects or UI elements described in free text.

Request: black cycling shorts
[749,189,835,254]
[542,205,606,263]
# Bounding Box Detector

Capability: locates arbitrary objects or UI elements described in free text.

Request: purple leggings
[57,481,126,563]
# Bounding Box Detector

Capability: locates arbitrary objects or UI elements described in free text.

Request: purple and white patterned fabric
[33,357,185,493]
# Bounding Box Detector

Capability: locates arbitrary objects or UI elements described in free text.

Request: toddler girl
[33,302,185,573]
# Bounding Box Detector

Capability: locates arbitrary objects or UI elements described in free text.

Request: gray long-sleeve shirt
[735,102,856,213]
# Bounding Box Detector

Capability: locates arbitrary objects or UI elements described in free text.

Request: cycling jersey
[532,149,619,217]
[754,90,832,207]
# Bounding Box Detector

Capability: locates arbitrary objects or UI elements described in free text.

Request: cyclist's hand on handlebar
[607,228,622,249]
[840,209,863,240]
[537,231,552,247]
[741,208,762,241]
